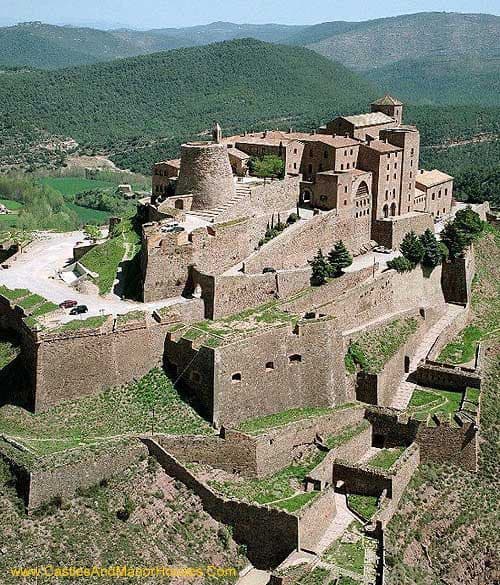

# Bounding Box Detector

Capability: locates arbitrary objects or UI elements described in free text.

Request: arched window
[390,202,397,216]
[231,373,242,383]
[383,204,389,218]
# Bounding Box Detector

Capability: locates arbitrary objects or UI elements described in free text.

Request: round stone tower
[175,142,236,210]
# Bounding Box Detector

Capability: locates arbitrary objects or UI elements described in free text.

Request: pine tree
[440,221,468,259]
[328,240,353,277]
[400,231,424,266]
[419,229,443,268]
[309,249,331,286]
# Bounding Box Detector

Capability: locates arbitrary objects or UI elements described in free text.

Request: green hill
[0,38,377,171]
[365,55,500,107]
[308,12,500,71]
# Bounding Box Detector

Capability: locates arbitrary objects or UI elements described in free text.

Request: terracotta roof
[363,139,402,154]
[371,95,403,106]
[342,112,394,128]
[416,170,453,188]
[227,131,359,149]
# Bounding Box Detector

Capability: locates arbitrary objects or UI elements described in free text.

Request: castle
[0,95,489,581]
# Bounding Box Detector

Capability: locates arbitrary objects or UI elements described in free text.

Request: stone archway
[356,181,369,197]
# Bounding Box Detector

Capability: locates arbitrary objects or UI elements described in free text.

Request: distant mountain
[0,39,377,171]
[308,12,500,70]
[0,22,143,69]
[0,21,307,69]
[365,55,500,107]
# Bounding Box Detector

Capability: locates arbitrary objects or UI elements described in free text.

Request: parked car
[262,267,277,274]
[373,246,392,254]
[59,299,78,309]
[69,305,88,315]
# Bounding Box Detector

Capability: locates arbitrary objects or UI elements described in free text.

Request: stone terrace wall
[427,305,470,360]
[416,420,478,472]
[441,247,475,306]
[2,298,203,412]
[365,408,479,472]
[190,266,311,320]
[284,263,446,334]
[243,211,371,274]
[372,443,420,528]
[306,424,372,488]
[253,406,366,477]
[299,487,336,552]
[216,176,300,223]
[332,462,393,497]
[27,442,148,509]
[414,360,481,392]
[144,439,299,569]
[155,431,258,477]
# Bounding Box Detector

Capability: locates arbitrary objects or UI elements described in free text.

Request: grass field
[367,447,405,470]
[406,387,464,421]
[67,202,111,224]
[37,177,115,198]
[0,368,212,460]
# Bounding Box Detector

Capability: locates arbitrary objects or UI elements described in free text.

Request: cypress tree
[400,231,424,266]
[420,229,443,268]
[328,240,353,277]
[309,249,330,286]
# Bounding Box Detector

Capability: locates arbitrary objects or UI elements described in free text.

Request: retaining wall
[299,487,336,553]
[144,439,299,569]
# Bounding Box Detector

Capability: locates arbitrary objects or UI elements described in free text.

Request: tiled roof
[371,95,403,106]
[416,170,454,188]
[226,130,358,149]
[342,112,394,128]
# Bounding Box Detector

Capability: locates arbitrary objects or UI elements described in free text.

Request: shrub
[454,206,483,243]
[387,256,414,273]
[287,212,299,224]
[116,495,135,522]
[400,230,424,265]
[441,221,468,259]
[248,154,284,179]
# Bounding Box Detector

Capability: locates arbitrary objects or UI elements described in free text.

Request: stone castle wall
[243,211,371,274]
[213,318,346,427]
[441,247,475,306]
[372,212,434,249]
[299,487,336,552]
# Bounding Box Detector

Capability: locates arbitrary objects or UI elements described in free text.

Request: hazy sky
[1,0,499,29]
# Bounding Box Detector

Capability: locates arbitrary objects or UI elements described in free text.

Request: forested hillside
[0,39,376,171]
[308,12,500,70]
[365,55,500,107]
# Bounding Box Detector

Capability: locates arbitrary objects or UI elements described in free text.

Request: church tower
[371,95,403,126]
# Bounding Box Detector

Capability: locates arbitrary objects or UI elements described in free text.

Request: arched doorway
[390,202,397,216]
[301,190,312,205]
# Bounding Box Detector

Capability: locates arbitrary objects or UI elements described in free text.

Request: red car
[59,299,78,309]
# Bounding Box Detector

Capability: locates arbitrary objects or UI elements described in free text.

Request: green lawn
[367,447,405,470]
[438,325,484,365]
[323,539,365,574]
[79,218,140,294]
[273,491,318,513]
[0,368,213,460]
[0,338,20,369]
[345,318,419,374]
[236,405,344,435]
[406,387,464,421]
[0,198,23,211]
[347,494,379,520]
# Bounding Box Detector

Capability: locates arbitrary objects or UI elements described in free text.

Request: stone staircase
[391,304,464,410]
[187,183,251,222]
